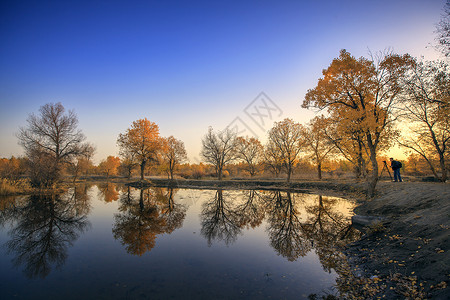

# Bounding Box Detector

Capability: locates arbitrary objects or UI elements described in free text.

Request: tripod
[380,160,393,181]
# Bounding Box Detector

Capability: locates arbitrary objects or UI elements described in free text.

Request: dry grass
[0,178,32,196]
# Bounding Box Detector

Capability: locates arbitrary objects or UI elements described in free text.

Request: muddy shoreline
[344,181,450,299]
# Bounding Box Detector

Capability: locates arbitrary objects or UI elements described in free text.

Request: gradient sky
[0,0,445,163]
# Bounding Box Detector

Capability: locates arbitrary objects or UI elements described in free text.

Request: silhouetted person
[390,158,402,182]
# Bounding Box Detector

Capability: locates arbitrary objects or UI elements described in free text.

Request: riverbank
[344,181,450,299]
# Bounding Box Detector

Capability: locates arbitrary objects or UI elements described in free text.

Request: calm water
[0,183,359,299]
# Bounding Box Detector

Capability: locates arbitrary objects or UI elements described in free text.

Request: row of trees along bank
[4,53,448,197]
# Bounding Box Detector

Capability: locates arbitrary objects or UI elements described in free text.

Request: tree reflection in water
[265,191,360,264]
[199,189,359,266]
[234,190,266,229]
[200,189,241,246]
[97,182,120,203]
[266,191,311,261]
[304,195,360,272]
[112,187,186,256]
[3,187,91,278]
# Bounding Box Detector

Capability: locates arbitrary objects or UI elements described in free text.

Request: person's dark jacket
[391,160,402,170]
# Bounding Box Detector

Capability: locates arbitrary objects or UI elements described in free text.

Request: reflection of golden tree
[113,189,166,256]
[201,190,241,246]
[266,191,311,261]
[97,182,119,202]
[113,187,187,256]
[303,195,359,272]
[0,196,19,228]
[5,192,90,278]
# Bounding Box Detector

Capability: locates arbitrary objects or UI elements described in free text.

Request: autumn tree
[68,144,95,182]
[267,118,304,182]
[118,150,138,179]
[235,136,264,177]
[98,156,121,179]
[398,60,450,182]
[0,156,27,182]
[322,113,370,179]
[303,50,412,197]
[18,102,93,187]
[301,116,336,179]
[161,136,187,180]
[117,118,161,181]
[264,140,284,176]
[201,127,238,180]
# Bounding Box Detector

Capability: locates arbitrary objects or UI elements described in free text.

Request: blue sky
[0,0,445,162]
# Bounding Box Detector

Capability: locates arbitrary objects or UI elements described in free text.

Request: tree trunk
[218,166,223,180]
[140,160,146,180]
[367,149,379,198]
[317,162,322,180]
[439,154,447,182]
[287,165,291,183]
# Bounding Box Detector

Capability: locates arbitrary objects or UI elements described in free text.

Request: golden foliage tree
[235,136,264,177]
[301,115,336,179]
[267,118,303,182]
[0,156,27,182]
[98,156,121,178]
[117,118,161,180]
[303,50,412,197]
[322,112,370,179]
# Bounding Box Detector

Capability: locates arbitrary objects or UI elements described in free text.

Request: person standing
[390,158,402,182]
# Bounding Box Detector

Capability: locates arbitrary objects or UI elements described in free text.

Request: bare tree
[398,60,450,182]
[436,0,450,57]
[267,118,303,182]
[161,136,187,180]
[18,102,92,187]
[201,127,238,180]
[235,136,263,177]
